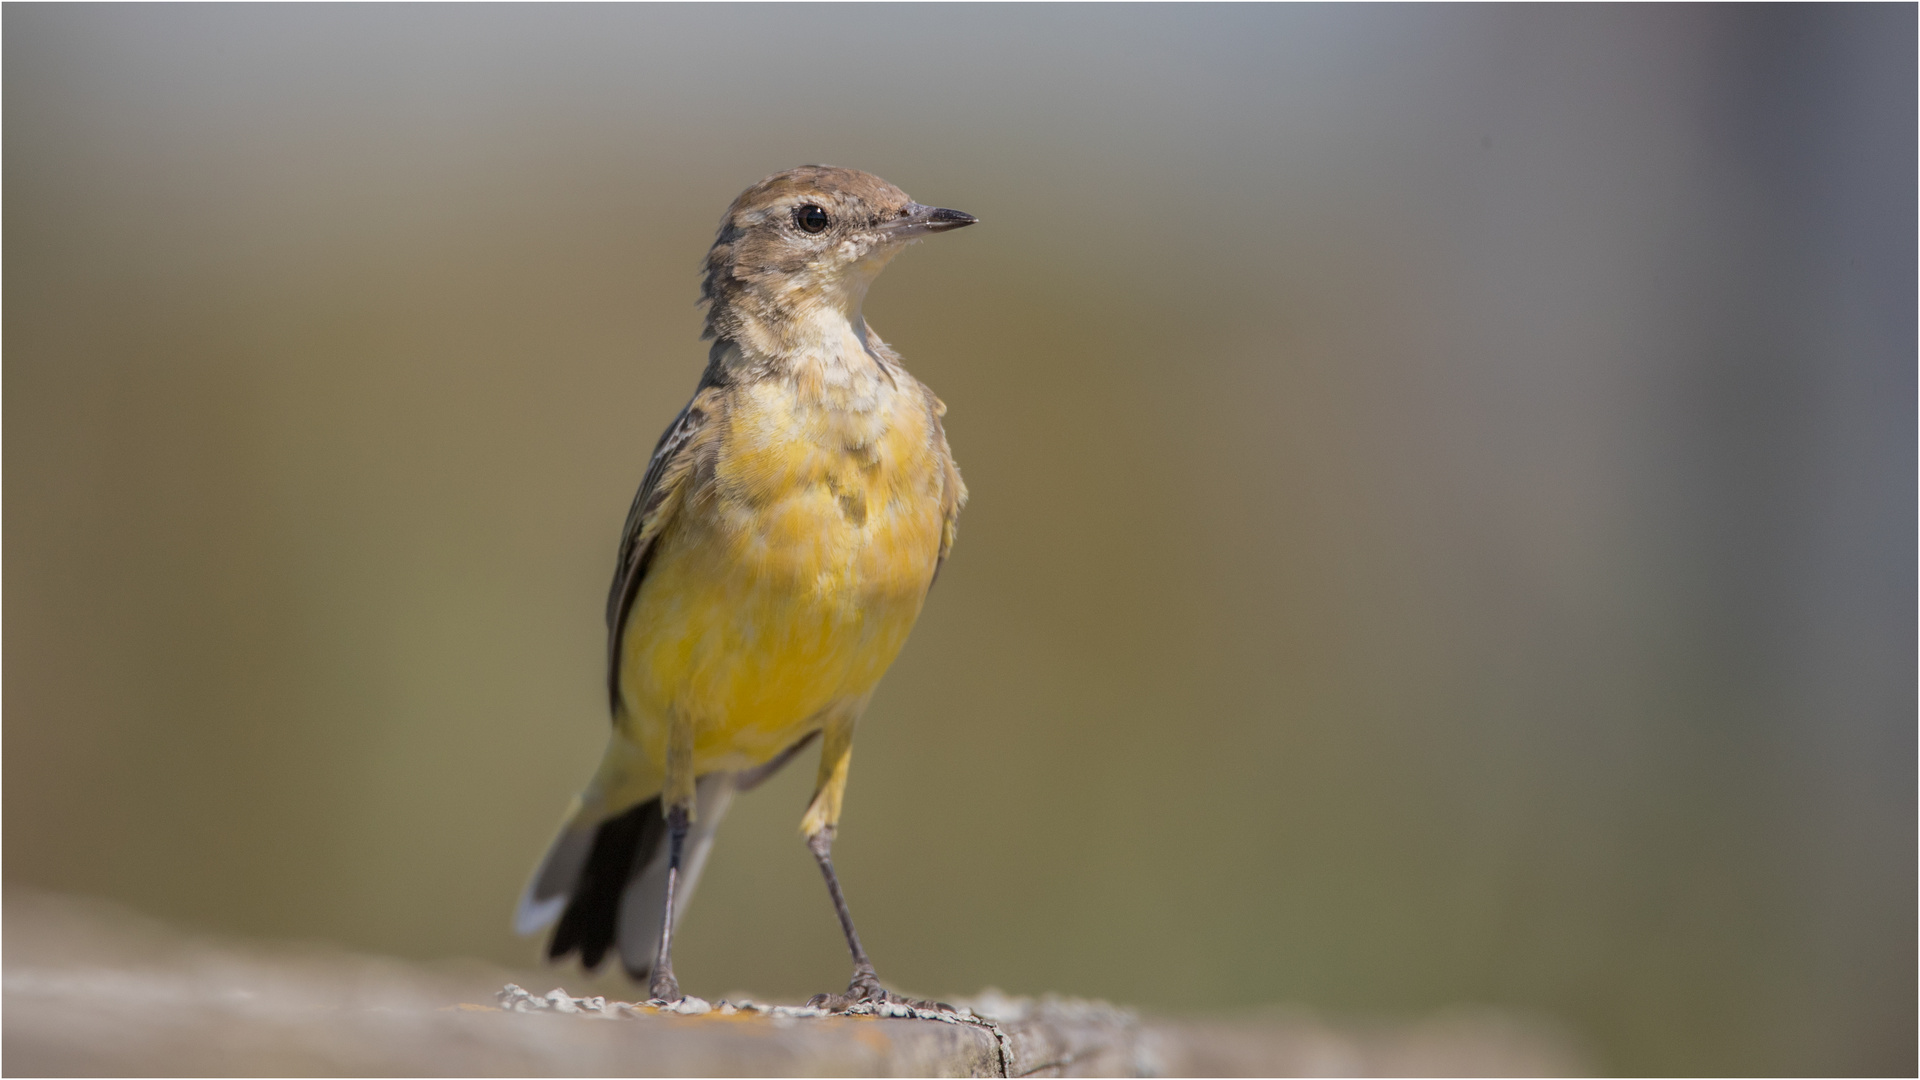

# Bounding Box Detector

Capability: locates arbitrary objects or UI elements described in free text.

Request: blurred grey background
[5,5,1912,1075]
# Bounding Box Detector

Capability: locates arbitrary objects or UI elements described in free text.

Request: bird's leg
[648,803,690,1002]
[799,719,890,1005]
[650,714,697,1002]
[807,824,886,1002]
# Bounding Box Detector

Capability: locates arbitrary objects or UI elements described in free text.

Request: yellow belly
[615,378,946,776]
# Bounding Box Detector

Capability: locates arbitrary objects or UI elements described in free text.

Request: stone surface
[3,889,1582,1076]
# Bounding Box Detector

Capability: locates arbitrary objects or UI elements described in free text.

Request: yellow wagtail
[516,166,974,1004]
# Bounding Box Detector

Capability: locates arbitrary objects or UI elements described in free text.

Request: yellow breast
[616,370,947,774]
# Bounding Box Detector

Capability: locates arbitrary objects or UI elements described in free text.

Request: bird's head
[700,165,976,353]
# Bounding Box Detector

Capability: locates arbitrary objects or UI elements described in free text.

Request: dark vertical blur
[5,6,1911,1074]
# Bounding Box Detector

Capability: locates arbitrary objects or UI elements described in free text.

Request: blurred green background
[6,6,1913,1075]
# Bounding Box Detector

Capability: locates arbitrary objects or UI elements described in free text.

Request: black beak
[891,202,978,236]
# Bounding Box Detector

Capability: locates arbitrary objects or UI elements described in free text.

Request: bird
[514,166,975,1005]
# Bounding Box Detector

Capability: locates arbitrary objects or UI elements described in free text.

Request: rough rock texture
[3,890,1582,1076]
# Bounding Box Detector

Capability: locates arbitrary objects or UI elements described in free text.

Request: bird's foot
[648,970,682,1004]
[806,970,957,1015]
[845,968,888,1003]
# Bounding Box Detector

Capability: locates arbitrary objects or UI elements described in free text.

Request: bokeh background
[6,5,1913,1075]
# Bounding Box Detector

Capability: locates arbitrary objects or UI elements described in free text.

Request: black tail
[526,773,738,981]
[547,796,663,972]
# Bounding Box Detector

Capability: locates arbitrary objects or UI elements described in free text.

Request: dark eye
[795,204,830,233]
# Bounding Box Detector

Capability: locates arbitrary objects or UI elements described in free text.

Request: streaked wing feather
[925,388,968,590]
[605,376,723,714]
